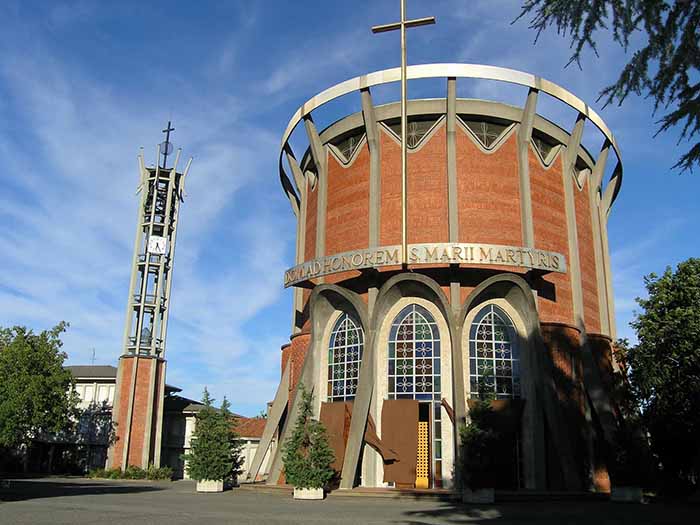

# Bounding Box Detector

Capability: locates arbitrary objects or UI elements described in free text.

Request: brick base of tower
[107,355,166,470]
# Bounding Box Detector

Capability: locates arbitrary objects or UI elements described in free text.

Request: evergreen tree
[458,400,498,490]
[182,388,243,483]
[517,0,700,172]
[281,384,335,489]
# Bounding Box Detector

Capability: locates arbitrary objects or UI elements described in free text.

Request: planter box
[293,487,324,500]
[462,488,495,504]
[196,479,224,493]
[610,486,643,503]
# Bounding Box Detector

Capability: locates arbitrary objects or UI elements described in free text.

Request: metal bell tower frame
[108,123,192,470]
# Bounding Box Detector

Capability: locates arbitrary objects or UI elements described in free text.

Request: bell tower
[108,123,192,470]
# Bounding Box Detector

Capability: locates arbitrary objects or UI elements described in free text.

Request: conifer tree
[517,0,700,172]
[281,385,335,489]
[182,388,243,483]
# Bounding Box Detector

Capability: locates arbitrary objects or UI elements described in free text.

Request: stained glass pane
[332,131,365,161]
[468,305,520,400]
[327,313,364,402]
[462,119,509,148]
[533,135,555,162]
[388,118,440,148]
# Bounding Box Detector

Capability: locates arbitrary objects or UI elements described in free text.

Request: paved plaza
[0,477,697,524]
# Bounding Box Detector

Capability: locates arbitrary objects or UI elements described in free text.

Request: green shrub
[87,465,171,481]
[459,399,498,490]
[281,384,335,490]
[146,464,174,481]
[87,468,106,479]
[123,465,146,479]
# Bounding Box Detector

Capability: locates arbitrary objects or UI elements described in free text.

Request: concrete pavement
[0,477,696,524]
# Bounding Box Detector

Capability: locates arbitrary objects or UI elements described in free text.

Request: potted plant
[459,397,498,503]
[282,385,335,500]
[182,388,243,493]
[609,419,649,503]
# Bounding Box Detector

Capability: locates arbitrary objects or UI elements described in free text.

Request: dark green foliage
[281,385,335,490]
[181,388,243,483]
[0,322,79,448]
[615,258,700,493]
[518,1,700,172]
[88,465,173,481]
[458,399,498,490]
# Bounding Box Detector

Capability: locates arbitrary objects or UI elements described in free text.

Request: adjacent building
[25,365,268,480]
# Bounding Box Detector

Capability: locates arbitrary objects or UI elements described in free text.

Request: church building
[246,63,624,493]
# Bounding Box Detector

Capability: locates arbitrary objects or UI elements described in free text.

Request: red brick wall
[588,334,615,406]
[325,148,370,255]
[540,322,588,487]
[111,357,133,466]
[530,152,574,325]
[126,358,154,466]
[305,176,318,261]
[588,333,614,492]
[574,178,601,334]
[407,125,448,244]
[379,129,402,246]
[281,332,311,403]
[456,130,522,246]
[111,356,163,468]
[297,124,598,335]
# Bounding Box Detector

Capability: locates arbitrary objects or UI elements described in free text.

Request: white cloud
[0,20,294,415]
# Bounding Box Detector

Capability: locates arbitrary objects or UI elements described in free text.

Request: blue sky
[1,1,698,416]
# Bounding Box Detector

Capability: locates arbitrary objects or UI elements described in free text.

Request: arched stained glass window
[388,303,443,486]
[328,313,364,402]
[388,304,441,400]
[469,305,521,399]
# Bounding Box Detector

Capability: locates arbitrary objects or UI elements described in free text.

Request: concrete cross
[372,1,435,265]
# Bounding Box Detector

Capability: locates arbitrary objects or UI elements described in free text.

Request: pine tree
[517,0,700,172]
[281,384,335,489]
[182,388,243,483]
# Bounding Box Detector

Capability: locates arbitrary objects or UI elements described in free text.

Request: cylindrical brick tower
[249,64,624,493]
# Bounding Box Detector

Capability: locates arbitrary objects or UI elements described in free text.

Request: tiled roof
[163,394,206,413]
[66,365,117,378]
[235,417,266,438]
[65,364,180,392]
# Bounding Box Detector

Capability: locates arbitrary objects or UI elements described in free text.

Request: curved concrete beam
[278,63,623,215]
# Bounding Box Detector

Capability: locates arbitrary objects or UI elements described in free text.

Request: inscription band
[284,243,566,287]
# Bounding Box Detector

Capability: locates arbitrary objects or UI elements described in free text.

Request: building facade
[248,64,624,492]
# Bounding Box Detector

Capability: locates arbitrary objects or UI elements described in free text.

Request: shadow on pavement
[400,500,700,525]
[0,477,163,502]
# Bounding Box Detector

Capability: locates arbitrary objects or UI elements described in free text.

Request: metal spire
[161,121,175,169]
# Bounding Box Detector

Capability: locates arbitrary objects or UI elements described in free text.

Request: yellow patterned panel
[415,421,429,489]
